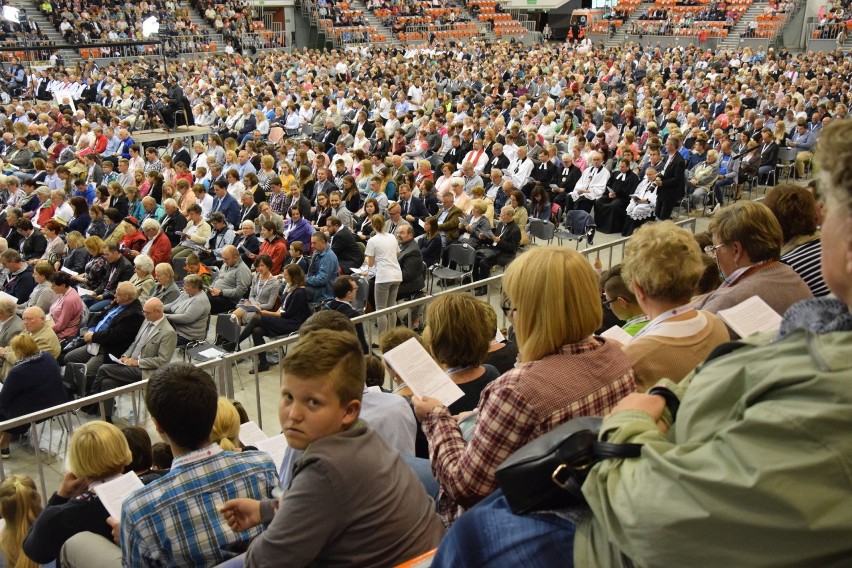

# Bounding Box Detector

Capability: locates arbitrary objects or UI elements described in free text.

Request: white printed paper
[254,434,288,468]
[61,267,79,276]
[600,325,634,344]
[77,287,95,297]
[239,421,268,446]
[198,347,225,358]
[716,296,782,338]
[93,471,144,520]
[108,354,128,365]
[382,337,464,406]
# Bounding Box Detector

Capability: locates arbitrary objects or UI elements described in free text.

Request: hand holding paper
[382,337,464,407]
[93,471,144,520]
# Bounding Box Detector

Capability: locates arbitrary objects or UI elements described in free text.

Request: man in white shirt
[462,139,489,174]
[507,146,534,190]
[567,151,610,212]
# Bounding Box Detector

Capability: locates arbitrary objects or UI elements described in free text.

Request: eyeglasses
[602,297,619,310]
[704,243,727,258]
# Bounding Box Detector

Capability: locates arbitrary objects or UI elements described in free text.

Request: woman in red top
[118,217,148,261]
[258,221,287,275]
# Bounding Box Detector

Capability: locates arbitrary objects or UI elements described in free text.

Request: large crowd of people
[0,31,847,566]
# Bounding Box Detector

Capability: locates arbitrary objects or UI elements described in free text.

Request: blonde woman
[278,161,296,192]
[210,397,244,451]
[0,475,42,568]
[355,159,373,195]
[23,421,132,563]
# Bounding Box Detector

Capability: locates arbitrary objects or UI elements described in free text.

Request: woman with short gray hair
[129,255,156,303]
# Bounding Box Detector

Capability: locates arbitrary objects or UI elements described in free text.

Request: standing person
[655,136,686,220]
[364,214,402,339]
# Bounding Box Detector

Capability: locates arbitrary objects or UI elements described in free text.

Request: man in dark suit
[161,200,188,246]
[482,143,510,180]
[210,180,240,228]
[327,215,364,273]
[67,281,145,394]
[397,184,427,236]
[169,139,191,169]
[473,206,521,293]
[757,128,779,184]
[322,276,369,353]
[319,119,340,153]
[15,219,46,262]
[654,136,687,221]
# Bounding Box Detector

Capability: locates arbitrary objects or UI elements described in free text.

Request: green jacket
[576,328,852,567]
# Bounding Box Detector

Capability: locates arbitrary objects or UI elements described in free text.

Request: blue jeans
[403,455,440,501]
[432,490,576,568]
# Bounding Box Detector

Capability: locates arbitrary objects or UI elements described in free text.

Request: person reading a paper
[220,330,444,567]
[695,200,812,335]
[23,421,133,564]
[429,116,852,568]
[617,222,729,391]
[412,246,636,526]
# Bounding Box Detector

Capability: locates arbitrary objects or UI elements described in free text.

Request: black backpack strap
[593,441,642,460]
[647,386,681,422]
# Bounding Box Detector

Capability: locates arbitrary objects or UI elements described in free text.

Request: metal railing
[0,216,697,496]
[239,31,289,50]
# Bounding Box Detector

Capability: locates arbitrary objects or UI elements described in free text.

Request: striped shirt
[423,337,636,526]
[781,238,829,297]
[121,444,278,567]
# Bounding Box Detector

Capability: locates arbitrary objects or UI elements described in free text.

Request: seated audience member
[413,246,636,525]
[60,230,91,274]
[419,216,443,267]
[324,276,369,353]
[0,250,36,304]
[695,201,813,326]
[163,275,211,345]
[305,231,339,302]
[0,307,61,378]
[430,119,852,568]
[0,298,24,347]
[239,264,310,372]
[151,442,173,471]
[0,475,42,567]
[150,263,180,304]
[16,219,47,262]
[396,223,425,300]
[24,421,132,564]
[122,426,166,484]
[211,398,248,452]
[66,364,278,566]
[183,252,213,287]
[138,218,172,267]
[221,330,444,566]
[472,206,521,294]
[22,261,56,314]
[85,244,134,311]
[0,334,67,458]
[327,215,364,273]
[619,222,730,391]
[594,158,639,233]
[482,302,519,375]
[49,270,84,342]
[207,245,252,314]
[171,204,211,260]
[67,282,144,392]
[599,264,648,336]
[763,183,828,297]
[233,255,279,326]
[129,254,156,302]
[89,298,177,422]
[257,221,287,274]
[686,150,721,209]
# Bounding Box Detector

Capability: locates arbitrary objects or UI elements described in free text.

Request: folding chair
[555,210,596,248]
[430,243,476,292]
[527,219,555,245]
[187,313,245,390]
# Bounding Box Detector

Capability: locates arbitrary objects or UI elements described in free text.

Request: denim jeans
[403,455,440,501]
[432,490,576,568]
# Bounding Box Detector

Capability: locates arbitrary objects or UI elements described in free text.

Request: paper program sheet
[717,295,783,338]
[382,337,464,406]
[93,471,144,520]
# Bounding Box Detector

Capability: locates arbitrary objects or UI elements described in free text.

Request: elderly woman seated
[129,254,156,303]
[618,221,730,391]
[0,334,67,459]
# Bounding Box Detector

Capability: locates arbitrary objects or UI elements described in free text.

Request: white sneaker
[709,203,721,215]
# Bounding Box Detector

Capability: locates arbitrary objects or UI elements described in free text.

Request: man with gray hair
[472,205,521,293]
[0,297,23,347]
[164,274,211,344]
[90,297,177,422]
[0,306,60,379]
[207,245,251,313]
[139,218,172,267]
[67,281,145,393]
[0,249,35,304]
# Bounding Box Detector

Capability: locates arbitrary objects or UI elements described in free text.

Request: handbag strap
[647,386,680,422]
[593,441,642,460]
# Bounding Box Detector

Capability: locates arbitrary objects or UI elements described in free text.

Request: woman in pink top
[48,271,84,342]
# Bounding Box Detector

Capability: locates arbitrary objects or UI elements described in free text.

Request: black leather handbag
[495,387,679,515]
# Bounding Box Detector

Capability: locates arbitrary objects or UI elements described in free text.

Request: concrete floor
[6,215,713,498]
